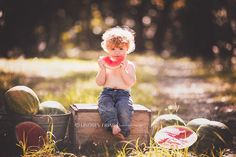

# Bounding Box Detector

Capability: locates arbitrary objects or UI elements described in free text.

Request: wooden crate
[69,104,151,148]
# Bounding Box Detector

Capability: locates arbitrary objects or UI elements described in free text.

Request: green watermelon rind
[38,101,67,115]
[186,118,211,132]
[151,114,186,137]
[190,120,233,155]
[5,86,40,115]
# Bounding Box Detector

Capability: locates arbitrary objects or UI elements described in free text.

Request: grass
[1,52,235,156]
[116,138,228,157]
[17,117,76,157]
[0,53,161,156]
[23,54,160,108]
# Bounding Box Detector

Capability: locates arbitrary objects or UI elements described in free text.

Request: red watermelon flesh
[155,126,197,149]
[101,55,125,68]
[15,121,46,148]
[166,127,193,139]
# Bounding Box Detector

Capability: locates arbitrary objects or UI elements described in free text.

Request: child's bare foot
[114,132,125,141]
[112,125,125,141]
[112,124,121,135]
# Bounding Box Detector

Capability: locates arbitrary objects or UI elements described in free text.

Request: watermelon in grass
[15,121,46,148]
[191,121,233,155]
[154,125,198,149]
[186,118,211,132]
[38,101,67,115]
[151,114,186,137]
[100,55,125,69]
[4,86,40,115]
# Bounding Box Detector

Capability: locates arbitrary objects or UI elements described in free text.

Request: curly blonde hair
[101,26,135,54]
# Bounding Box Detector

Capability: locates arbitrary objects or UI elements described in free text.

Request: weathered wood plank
[69,104,151,149]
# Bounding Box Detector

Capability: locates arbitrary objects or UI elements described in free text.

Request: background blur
[0,0,235,72]
[0,1,236,155]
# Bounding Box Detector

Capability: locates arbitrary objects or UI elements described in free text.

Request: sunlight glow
[0,58,97,78]
[66,47,80,58]
[138,83,157,96]
[105,16,116,26]
[218,105,236,113]
[129,0,141,6]
[215,64,223,72]
[161,81,221,100]
[212,45,219,54]
[90,4,104,35]
[225,43,232,51]
[161,50,171,58]
[231,57,236,64]
[215,8,227,18]
[142,16,151,26]
[213,8,228,26]
[151,0,164,10]
[155,59,229,101]
[38,41,46,52]
[145,25,157,39]
[0,20,5,27]
[0,10,3,18]
[122,18,135,27]
[162,84,203,97]
[173,0,185,10]
[61,24,82,42]
[92,26,102,34]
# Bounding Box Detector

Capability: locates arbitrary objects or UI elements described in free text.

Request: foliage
[116,135,231,157]
[0,0,235,72]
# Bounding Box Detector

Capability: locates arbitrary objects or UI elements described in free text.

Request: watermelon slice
[154,125,197,149]
[15,121,46,148]
[101,55,125,69]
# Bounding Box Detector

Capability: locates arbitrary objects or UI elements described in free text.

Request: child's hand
[98,58,106,69]
[120,60,128,70]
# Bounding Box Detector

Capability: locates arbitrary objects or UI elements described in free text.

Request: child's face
[107,45,128,58]
[106,37,129,58]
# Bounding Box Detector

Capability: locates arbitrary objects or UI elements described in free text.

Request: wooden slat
[72,104,151,112]
[69,103,151,148]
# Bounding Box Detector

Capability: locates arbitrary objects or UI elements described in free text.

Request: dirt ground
[152,59,236,152]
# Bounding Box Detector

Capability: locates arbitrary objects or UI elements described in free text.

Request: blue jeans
[98,88,134,137]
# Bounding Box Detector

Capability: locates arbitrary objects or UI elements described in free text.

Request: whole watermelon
[38,101,67,115]
[4,86,40,115]
[187,118,211,132]
[151,114,186,137]
[191,120,233,155]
